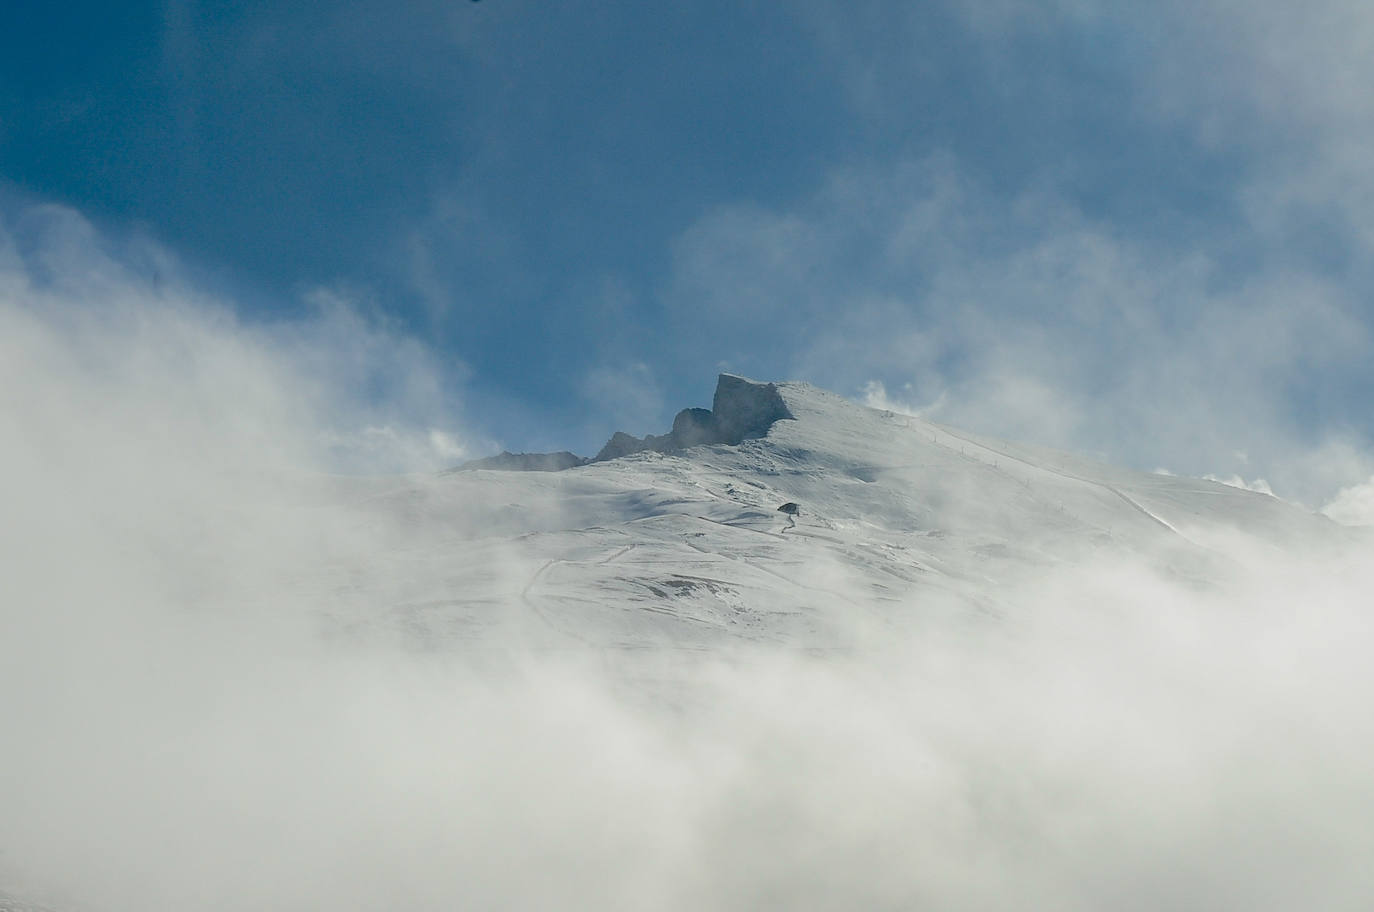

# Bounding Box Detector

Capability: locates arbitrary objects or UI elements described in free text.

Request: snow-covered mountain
[322,373,1350,655]
[9,373,1373,912]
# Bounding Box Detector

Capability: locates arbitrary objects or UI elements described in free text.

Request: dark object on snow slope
[777,502,800,515]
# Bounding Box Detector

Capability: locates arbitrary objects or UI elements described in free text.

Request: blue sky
[4,0,1374,503]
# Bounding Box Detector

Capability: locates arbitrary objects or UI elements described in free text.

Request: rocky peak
[590,374,794,462]
[459,374,796,471]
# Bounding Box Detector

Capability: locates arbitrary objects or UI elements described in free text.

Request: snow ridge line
[925,423,1204,548]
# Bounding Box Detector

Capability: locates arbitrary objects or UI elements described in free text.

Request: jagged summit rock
[591,374,795,462]
[669,407,718,447]
[461,374,796,471]
[710,373,793,443]
[592,431,650,463]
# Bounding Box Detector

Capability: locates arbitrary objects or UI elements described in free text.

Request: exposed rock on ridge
[711,374,794,444]
[456,374,795,471]
[592,374,794,462]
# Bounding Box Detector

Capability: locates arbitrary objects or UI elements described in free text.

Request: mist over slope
[5,314,1374,911]
[330,373,1352,656]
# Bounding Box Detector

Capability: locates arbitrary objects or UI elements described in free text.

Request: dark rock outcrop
[593,431,652,462]
[711,374,793,443]
[670,407,720,447]
[591,374,794,462]
[454,374,795,472]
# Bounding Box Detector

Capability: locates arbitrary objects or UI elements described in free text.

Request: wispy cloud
[662,151,1373,505]
[1322,475,1374,525]
[5,196,1374,911]
[0,202,477,476]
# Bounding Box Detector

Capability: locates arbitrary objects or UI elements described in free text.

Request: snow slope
[321,374,1350,655]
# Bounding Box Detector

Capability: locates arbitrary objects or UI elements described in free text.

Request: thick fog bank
[4,218,1374,911]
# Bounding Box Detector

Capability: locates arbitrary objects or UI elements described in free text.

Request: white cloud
[860,379,943,417]
[1322,475,1374,525]
[744,0,1374,508]
[8,197,1374,911]
[0,202,504,909]
[1204,474,1275,496]
[0,208,474,477]
[663,152,1374,506]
